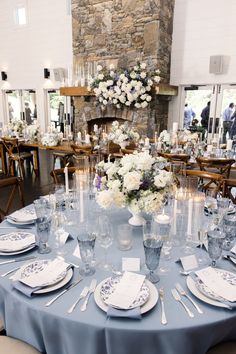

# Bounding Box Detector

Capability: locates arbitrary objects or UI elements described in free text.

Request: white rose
[110,71,115,77]
[141,94,147,100]
[123,171,142,191]
[125,101,131,106]
[135,102,141,108]
[140,72,146,79]
[113,192,125,208]
[154,75,161,83]
[96,190,114,209]
[97,65,103,72]
[146,86,151,91]
[130,71,137,79]
[146,95,152,102]
[134,66,139,71]
[148,79,153,86]
[156,69,161,74]
[107,80,113,86]
[113,99,118,104]
[99,97,103,102]
[140,63,147,69]
[98,74,104,80]
[109,63,115,70]
[141,101,148,108]
[103,100,108,105]
[120,74,125,80]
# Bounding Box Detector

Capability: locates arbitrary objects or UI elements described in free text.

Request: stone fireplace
[71,0,175,136]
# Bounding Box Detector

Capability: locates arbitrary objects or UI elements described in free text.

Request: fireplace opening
[87,117,129,134]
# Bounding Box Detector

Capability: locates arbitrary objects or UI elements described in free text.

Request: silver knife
[0,256,37,266]
[45,278,82,307]
[171,288,194,318]
[80,279,97,312]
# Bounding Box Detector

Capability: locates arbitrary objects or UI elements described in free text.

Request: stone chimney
[71,0,175,136]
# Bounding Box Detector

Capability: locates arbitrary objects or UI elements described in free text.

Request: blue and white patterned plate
[194,268,236,302]
[19,259,68,287]
[100,276,150,309]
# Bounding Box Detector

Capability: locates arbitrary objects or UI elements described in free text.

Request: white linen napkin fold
[0,233,35,252]
[8,210,36,223]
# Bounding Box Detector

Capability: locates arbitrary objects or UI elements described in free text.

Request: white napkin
[8,210,36,223]
[106,272,145,310]
[12,259,70,288]
[195,267,236,302]
[0,233,35,252]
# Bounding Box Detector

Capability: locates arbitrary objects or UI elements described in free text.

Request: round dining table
[0,201,236,354]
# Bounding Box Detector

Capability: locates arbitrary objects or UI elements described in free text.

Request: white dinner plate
[0,244,36,256]
[94,278,158,314]
[186,276,231,309]
[6,217,35,226]
[34,268,73,294]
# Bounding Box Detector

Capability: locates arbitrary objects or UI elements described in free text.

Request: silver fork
[67,287,89,313]
[175,283,203,314]
[171,289,194,318]
[159,288,167,325]
[80,279,97,312]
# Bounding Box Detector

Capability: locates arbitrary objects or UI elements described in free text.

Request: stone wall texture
[71,0,175,135]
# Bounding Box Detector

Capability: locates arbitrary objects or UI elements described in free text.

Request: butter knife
[171,288,194,318]
[80,279,97,312]
[45,278,82,307]
[0,256,37,266]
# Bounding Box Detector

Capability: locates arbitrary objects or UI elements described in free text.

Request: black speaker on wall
[1,71,7,81]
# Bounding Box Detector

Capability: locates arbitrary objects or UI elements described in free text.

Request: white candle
[173,122,179,132]
[77,131,82,141]
[80,181,84,223]
[64,165,69,195]
[155,212,170,224]
[85,134,90,144]
[227,139,233,151]
[187,198,193,236]
[94,124,98,132]
[157,141,162,151]
[145,137,149,146]
[108,154,111,163]
[154,132,157,144]
[173,199,177,235]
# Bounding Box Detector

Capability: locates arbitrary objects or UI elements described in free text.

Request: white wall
[0,0,73,131]
[169,0,236,128]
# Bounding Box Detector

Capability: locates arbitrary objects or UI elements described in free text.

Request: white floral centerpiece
[26,125,40,142]
[158,130,172,152]
[89,62,161,110]
[108,120,140,148]
[9,119,26,136]
[94,151,175,225]
[41,129,59,147]
[178,130,199,146]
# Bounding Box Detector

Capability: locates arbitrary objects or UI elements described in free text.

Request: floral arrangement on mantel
[107,120,140,148]
[94,151,175,216]
[26,125,40,143]
[178,130,199,146]
[158,130,172,152]
[89,62,161,110]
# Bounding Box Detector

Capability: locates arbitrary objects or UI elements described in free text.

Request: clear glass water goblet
[36,216,52,254]
[207,230,225,267]
[222,214,236,251]
[77,224,96,276]
[97,215,113,271]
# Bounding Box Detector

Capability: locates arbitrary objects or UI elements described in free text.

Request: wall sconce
[44,68,50,79]
[1,71,7,81]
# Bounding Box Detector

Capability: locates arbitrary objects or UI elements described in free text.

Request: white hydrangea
[123,171,142,191]
[96,190,114,209]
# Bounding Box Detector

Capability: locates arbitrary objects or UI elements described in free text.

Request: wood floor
[0,150,58,214]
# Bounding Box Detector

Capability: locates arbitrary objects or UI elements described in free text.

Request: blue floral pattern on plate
[195,268,236,302]
[100,276,150,309]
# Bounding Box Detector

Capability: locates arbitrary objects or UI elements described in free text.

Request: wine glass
[143,219,163,283]
[97,215,113,271]
[207,230,225,267]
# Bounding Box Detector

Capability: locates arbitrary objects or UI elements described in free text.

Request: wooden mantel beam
[60,84,178,97]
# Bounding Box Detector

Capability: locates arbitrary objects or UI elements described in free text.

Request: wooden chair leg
[18,160,25,179]
[17,178,25,207]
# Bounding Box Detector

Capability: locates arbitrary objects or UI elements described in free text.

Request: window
[13,1,28,27]
[16,6,27,25]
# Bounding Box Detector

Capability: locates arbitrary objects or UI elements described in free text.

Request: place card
[73,244,81,259]
[107,272,145,310]
[180,254,198,271]
[56,231,70,246]
[196,267,236,302]
[122,258,140,272]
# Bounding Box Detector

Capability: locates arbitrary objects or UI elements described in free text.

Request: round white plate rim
[186,276,230,309]
[0,232,36,253]
[33,268,73,294]
[6,218,35,226]
[0,244,36,256]
[94,278,158,314]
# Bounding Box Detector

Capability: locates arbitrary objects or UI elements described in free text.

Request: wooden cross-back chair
[222,178,236,204]
[158,152,191,164]
[50,167,76,184]
[107,142,121,154]
[196,157,235,179]
[185,169,223,197]
[2,137,36,178]
[0,176,25,221]
[71,144,93,155]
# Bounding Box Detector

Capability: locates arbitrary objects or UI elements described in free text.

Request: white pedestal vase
[128,207,145,226]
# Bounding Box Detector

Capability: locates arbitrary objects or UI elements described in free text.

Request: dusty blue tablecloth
[0,202,236,354]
